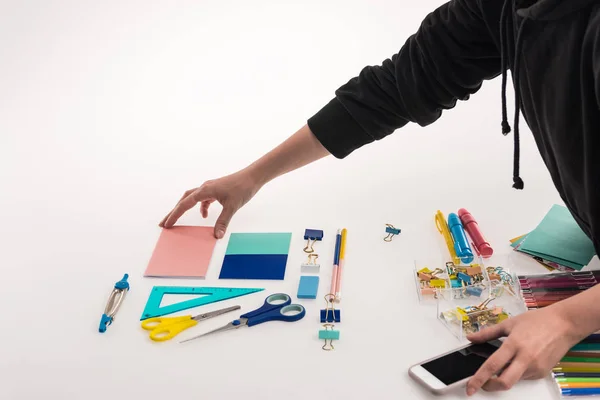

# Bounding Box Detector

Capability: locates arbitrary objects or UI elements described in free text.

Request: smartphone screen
[420,341,502,385]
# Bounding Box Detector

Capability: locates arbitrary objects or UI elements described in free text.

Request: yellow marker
[435,210,460,265]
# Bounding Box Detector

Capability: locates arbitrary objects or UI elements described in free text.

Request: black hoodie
[307,0,600,255]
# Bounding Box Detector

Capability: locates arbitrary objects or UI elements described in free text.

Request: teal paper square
[225,232,292,255]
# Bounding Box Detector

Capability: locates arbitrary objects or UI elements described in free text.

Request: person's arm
[159,125,330,235]
[161,0,503,234]
[307,0,502,159]
[245,124,330,187]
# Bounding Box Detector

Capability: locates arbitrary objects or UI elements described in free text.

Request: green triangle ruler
[140,286,264,320]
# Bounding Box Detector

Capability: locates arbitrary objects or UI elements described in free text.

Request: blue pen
[447,213,474,263]
[99,274,130,333]
[562,388,600,396]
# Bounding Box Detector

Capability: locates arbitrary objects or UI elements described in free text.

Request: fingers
[159,189,194,227]
[481,353,528,392]
[467,320,510,343]
[214,206,235,239]
[162,187,212,228]
[200,199,214,218]
[466,342,516,396]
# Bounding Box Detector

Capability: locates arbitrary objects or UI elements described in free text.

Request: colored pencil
[330,230,341,297]
[335,228,347,302]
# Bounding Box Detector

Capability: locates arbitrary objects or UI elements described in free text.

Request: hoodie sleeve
[307,0,502,158]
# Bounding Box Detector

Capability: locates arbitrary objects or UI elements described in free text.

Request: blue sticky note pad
[297,276,319,299]
[219,254,288,280]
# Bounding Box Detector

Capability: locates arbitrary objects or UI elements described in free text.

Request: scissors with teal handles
[141,305,241,342]
[180,293,305,343]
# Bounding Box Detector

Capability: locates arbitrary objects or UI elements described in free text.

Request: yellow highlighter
[435,210,461,265]
[141,305,240,342]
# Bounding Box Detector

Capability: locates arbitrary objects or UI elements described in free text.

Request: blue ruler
[140,286,264,320]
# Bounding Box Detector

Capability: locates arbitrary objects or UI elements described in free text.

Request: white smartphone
[408,339,503,394]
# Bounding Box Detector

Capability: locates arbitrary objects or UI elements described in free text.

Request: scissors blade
[179,318,248,343]
[192,305,241,322]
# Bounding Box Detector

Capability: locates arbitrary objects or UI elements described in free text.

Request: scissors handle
[241,293,291,319]
[241,293,305,327]
[141,316,198,342]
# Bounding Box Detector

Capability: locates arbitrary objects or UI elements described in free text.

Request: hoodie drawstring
[500,0,526,190]
[500,0,511,136]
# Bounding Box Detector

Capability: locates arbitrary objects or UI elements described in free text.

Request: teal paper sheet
[518,204,596,268]
[225,232,292,255]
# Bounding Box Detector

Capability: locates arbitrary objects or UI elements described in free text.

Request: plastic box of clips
[413,255,489,303]
[435,274,525,341]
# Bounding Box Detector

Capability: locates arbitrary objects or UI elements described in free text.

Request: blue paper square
[219,254,288,280]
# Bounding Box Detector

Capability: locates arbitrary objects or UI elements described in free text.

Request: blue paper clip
[457,272,472,284]
[384,224,401,242]
[303,229,323,253]
[99,274,130,333]
[466,286,483,297]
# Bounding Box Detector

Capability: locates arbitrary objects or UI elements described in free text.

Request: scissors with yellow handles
[141,305,240,342]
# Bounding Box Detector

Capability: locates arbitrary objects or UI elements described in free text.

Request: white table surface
[0,1,581,399]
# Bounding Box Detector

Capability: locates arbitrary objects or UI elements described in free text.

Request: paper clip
[301,253,320,274]
[319,323,339,351]
[443,295,510,335]
[99,274,130,333]
[303,229,323,253]
[320,294,340,323]
[384,224,401,242]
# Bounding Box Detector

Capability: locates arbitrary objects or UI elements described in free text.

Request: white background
[0,0,579,399]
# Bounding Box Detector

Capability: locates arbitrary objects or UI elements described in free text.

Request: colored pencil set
[518,271,600,310]
[553,334,600,397]
[330,228,347,302]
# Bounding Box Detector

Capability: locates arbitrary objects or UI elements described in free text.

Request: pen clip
[435,213,443,234]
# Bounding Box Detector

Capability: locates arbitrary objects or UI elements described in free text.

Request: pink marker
[458,208,493,258]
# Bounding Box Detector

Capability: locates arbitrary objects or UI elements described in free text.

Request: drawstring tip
[512,176,524,190]
[502,121,511,135]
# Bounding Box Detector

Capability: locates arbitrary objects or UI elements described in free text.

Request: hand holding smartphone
[408,340,503,394]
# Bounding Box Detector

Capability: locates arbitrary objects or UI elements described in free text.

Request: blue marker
[447,213,474,263]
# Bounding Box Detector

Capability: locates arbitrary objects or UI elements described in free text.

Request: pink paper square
[144,226,217,278]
